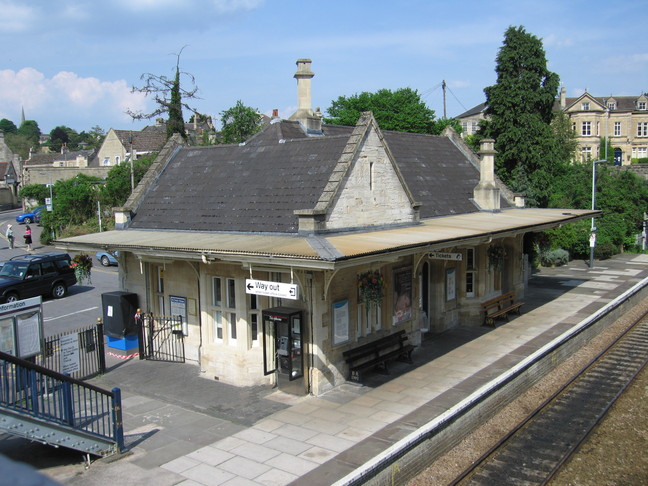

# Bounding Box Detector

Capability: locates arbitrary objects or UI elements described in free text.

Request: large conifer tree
[481,26,562,207]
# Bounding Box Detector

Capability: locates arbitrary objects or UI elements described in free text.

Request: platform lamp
[589,160,606,269]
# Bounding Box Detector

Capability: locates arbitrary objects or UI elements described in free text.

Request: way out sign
[246,279,299,300]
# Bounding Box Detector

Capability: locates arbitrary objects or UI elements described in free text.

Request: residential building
[95,125,167,167]
[456,89,648,166]
[57,60,595,396]
[559,88,648,164]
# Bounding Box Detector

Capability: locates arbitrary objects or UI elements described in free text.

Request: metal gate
[138,314,185,362]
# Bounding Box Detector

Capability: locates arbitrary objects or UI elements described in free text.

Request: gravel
[407,297,648,486]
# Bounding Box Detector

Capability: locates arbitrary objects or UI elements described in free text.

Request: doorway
[262,307,305,395]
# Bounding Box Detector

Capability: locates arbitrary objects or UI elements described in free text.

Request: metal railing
[138,314,185,362]
[38,321,106,380]
[0,350,123,453]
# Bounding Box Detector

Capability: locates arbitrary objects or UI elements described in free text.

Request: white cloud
[0,1,37,33]
[0,68,149,130]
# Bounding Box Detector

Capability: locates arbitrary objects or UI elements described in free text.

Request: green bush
[539,248,570,267]
[595,242,616,260]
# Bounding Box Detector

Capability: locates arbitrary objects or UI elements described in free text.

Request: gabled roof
[128,115,493,234]
[113,126,167,152]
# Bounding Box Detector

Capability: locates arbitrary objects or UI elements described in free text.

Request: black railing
[139,314,185,362]
[38,321,106,380]
[0,350,123,453]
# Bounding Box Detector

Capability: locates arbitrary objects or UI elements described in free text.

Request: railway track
[451,312,648,486]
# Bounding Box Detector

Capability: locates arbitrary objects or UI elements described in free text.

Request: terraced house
[57,60,595,396]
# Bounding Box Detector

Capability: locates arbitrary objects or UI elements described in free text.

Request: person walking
[6,224,14,249]
[24,225,32,251]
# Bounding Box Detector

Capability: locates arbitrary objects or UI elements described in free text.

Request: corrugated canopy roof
[56,208,597,269]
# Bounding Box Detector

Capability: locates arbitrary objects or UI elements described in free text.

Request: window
[607,102,616,110]
[634,147,648,159]
[212,276,237,344]
[358,303,381,337]
[637,122,648,137]
[581,146,592,161]
[115,156,120,164]
[638,101,647,110]
[465,248,476,297]
[581,102,590,111]
[614,122,622,136]
[248,293,260,347]
[213,310,223,342]
[102,157,110,166]
[582,121,591,136]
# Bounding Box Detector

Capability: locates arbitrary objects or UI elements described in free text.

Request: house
[456,89,648,165]
[0,131,20,208]
[559,88,648,165]
[56,59,596,396]
[95,125,167,167]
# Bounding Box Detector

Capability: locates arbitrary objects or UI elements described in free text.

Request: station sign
[428,252,463,261]
[245,279,299,300]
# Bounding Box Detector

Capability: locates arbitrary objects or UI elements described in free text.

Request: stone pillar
[473,139,500,211]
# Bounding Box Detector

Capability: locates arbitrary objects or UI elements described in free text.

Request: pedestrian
[6,224,14,249]
[24,225,32,251]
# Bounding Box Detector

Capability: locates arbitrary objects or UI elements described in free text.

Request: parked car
[0,253,77,303]
[16,206,46,224]
[96,251,119,267]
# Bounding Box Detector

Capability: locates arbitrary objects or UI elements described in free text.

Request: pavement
[3,252,648,486]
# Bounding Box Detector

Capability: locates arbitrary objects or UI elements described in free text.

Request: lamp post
[589,160,606,268]
[39,171,55,240]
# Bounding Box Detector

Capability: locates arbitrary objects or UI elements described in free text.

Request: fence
[38,321,106,380]
[0,350,123,455]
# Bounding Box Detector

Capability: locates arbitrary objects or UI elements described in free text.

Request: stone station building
[57,60,596,396]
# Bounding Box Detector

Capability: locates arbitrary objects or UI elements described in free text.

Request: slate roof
[129,118,493,234]
[114,126,167,152]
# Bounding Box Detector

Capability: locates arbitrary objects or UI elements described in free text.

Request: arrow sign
[245,279,299,300]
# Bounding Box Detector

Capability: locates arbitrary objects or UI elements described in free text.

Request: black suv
[0,253,77,303]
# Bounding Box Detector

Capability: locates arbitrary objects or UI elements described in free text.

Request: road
[0,208,120,337]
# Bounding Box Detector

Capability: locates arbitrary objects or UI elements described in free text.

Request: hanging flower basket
[358,270,384,308]
[488,245,507,271]
[71,253,93,285]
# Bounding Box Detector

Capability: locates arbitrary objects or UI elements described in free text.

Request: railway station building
[57,60,596,396]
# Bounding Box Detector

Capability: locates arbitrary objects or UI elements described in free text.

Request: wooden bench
[343,330,415,383]
[482,291,525,327]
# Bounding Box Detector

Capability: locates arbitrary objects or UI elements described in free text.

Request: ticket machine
[262,307,304,395]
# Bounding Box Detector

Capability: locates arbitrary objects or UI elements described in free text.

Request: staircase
[0,351,123,457]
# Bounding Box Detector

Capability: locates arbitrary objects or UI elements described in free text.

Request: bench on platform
[343,330,415,383]
[482,291,525,327]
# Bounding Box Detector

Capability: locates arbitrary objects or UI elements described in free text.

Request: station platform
[6,253,648,486]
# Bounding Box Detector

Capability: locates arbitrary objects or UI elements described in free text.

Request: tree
[101,155,156,208]
[325,88,436,133]
[547,162,648,258]
[219,101,263,144]
[4,134,33,159]
[17,120,41,146]
[481,26,562,207]
[431,117,463,135]
[0,118,18,134]
[48,126,72,153]
[127,47,198,140]
[551,110,579,164]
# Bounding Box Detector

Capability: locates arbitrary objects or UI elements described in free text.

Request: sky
[1,0,646,135]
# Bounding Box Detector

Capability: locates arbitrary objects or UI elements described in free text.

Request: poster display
[332,300,349,345]
[393,267,412,324]
[0,318,15,355]
[446,268,456,302]
[16,310,42,358]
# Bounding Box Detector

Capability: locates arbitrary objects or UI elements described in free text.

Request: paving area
[2,254,648,485]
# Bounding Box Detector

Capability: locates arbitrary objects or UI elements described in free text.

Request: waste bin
[101,291,139,351]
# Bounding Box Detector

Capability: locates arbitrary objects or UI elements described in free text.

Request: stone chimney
[473,139,500,211]
[560,87,566,109]
[289,59,322,133]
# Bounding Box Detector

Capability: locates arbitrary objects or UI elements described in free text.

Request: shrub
[539,248,570,267]
[595,242,616,260]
